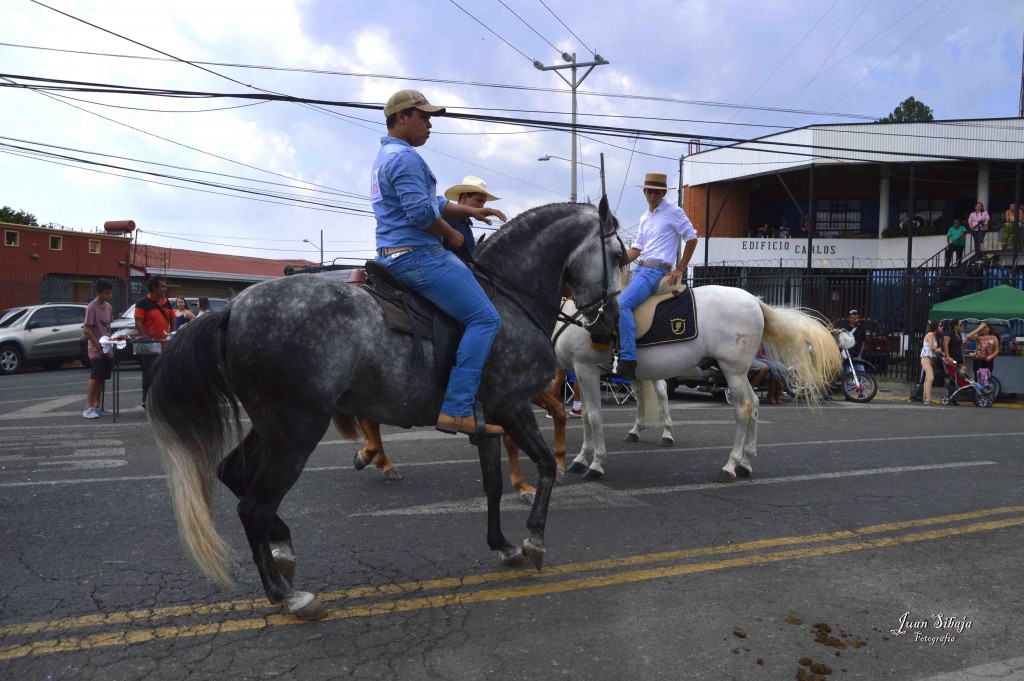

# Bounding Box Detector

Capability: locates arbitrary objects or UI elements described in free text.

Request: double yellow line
[3,505,1023,661]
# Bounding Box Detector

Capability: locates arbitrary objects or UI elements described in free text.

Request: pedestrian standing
[968,202,990,255]
[134,276,174,410]
[82,279,114,419]
[919,321,943,404]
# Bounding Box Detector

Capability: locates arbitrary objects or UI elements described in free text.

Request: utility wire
[0,41,881,121]
[0,75,353,196]
[537,0,596,55]
[496,0,563,55]
[7,74,1018,164]
[446,0,536,63]
[0,134,369,200]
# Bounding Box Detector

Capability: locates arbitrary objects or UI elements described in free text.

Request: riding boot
[616,359,637,381]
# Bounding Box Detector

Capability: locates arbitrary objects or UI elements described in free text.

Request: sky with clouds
[2,0,1023,264]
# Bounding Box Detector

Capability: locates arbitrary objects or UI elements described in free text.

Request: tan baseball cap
[383,89,446,117]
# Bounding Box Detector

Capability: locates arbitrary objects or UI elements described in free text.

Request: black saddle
[362,260,462,388]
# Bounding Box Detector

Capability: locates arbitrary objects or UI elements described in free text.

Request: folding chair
[602,375,636,405]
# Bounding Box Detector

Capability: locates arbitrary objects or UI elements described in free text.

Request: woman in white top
[919,321,944,403]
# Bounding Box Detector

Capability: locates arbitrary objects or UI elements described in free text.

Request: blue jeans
[617,265,668,361]
[377,245,500,417]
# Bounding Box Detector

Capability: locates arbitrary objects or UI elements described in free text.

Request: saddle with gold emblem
[634,281,698,347]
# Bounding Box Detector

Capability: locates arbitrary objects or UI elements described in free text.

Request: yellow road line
[1,512,1022,660]
[3,504,1023,639]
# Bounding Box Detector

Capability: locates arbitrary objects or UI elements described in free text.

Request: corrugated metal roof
[132,245,315,279]
[684,117,1024,186]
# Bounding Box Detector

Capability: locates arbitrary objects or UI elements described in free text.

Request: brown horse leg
[355,418,403,481]
[505,434,535,504]
[533,391,567,480]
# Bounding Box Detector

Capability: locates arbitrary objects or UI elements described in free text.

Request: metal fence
[1,273,131,314]
[692,265,1024,381]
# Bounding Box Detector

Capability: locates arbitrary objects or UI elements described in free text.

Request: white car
[0,303,89,374]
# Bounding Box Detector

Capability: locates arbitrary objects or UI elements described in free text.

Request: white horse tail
[638,380,661,425]
[758,301,841,405]
[148,309,239,586]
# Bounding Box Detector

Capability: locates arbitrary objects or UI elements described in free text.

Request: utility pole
[534,51,609,202]
[1019,31,1024,117]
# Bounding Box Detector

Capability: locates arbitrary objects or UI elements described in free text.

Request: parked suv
[0,303,89,374]
[79,296,229,365]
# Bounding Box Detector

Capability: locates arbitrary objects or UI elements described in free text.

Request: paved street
[1,366,1023,680]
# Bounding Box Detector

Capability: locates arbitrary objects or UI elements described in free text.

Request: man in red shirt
[134,276,173,410]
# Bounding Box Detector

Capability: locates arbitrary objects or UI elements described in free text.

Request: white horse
[555,286,839,481]
[554,303,674,481]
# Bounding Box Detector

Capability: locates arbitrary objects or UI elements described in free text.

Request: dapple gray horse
[146,200,624,619]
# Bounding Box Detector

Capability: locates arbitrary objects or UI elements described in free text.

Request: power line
[446,0,535,64]
[0,41,882,121]
[1,134,369,201]
[7,74,1019,164]
[0,75,355,197]
[496,0,563,56]
[537,1,595,55]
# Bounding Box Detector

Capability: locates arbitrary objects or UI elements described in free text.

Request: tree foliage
[0,206,39,225]
[877,97,934,123]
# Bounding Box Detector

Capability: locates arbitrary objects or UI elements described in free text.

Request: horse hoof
[288,592,327,621]
[715,470,737,483]
[382,467,403,481]
[271,546,296,584]
[353,452,369,471]
[522,538,546,571]
[518,491,535,506]
[735,465,752,479]
[499,546,529,567]
[623,432,639,443]
[566,461,588,475]
[555,468,565,484]
[659,437,674,447]
[580,468,604,481]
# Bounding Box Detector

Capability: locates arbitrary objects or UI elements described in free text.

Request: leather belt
[377,246,412,257]
[638,260,671,270]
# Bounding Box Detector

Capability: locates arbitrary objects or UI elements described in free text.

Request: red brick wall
[682,184,751,238]
[1,223,132,281]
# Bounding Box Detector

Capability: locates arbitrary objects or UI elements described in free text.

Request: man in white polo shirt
[616,172,698,381]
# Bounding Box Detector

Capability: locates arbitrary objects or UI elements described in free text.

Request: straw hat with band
[383,89,446,117]
[637,172,676,191]
[443,176,500,202]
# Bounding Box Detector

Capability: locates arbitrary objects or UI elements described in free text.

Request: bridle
[461,219,621,338]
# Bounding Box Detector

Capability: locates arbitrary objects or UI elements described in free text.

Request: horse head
[564,196,624,340]
[476,198,624,338]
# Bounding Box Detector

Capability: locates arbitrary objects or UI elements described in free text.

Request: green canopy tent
[928,285,1024,321]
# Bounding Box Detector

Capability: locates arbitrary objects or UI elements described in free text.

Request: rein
[459,223,619,337]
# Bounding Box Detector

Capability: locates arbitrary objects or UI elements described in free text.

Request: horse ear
[598,195,611,226]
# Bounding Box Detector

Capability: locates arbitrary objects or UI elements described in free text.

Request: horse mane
[475,203,598,263]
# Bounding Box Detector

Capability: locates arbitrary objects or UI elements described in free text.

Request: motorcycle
[786,329,878,403]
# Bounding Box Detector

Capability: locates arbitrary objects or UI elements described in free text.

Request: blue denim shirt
[371,136,443,249]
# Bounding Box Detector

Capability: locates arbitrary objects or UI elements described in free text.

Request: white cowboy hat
[443,176,500,202]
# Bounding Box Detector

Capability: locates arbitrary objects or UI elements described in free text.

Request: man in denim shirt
[615,172,698,381]
[372,90,507,436]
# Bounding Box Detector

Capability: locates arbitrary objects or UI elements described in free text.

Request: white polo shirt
[634,199,698,265]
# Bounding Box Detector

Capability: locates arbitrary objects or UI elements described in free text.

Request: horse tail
[638,380,661,425]
[148,308,239,586]
[758,301,841,406]
[333,414,360,440]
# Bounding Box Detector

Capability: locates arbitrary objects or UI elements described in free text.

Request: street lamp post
[303,229,323,268]
[539,153,606,200]
[534,52,609,202]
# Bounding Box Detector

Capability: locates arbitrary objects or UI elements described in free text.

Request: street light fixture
[303,229,323,268]
[533,52,609,202]
[539,153,605,199]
